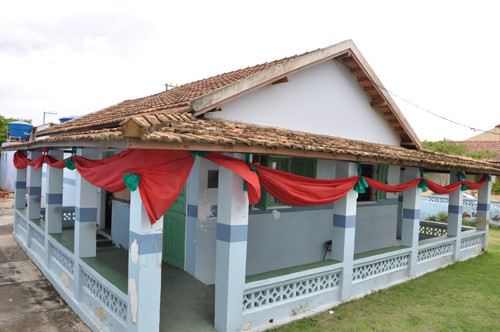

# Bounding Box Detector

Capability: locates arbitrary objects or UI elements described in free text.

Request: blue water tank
[59,116,78,123]
[7,121,33,139]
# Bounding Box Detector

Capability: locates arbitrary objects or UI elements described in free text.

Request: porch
[13,203,486,331]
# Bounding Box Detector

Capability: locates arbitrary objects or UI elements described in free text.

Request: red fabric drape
[72,149,195,224]
[202,152,261,204]
[365,178,422,193]
[13,148,493,224]
[253,164,360,206]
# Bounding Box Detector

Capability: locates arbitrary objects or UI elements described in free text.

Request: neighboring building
[3,40,499,332]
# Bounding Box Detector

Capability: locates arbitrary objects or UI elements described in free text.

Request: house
[3,40,500,332]
[458,124,500,163]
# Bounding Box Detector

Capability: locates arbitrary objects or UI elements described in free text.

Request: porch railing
[40,207,76,228]
[13,209,127,331]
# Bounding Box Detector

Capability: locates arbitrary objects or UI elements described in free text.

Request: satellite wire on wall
[373,82,500,137]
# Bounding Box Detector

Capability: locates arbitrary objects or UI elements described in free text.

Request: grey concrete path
[0,196,90,332]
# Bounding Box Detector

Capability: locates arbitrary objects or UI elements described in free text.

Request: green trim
[245,259,340,283]
[377,165,389,202]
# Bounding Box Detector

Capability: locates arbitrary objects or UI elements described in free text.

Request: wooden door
[162,186,186,269]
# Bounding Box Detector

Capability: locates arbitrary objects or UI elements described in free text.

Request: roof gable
[37,40,420,148]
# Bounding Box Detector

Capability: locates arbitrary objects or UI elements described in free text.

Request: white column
[27,151,42,220]
[74,148,98,258]
[15,167,27,209]
[332,161,357,301]
[401,167,421,278]
[45,150,64,234]
[447,171,463,261]
[127,190,163,332]
[396,169,404,238]
[214,155,249,332]
[477,174,492,250]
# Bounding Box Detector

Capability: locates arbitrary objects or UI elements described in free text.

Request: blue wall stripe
[28,186,41,196]
[477,203,490,212]
[187,204,198,218]
[75,207,97,223]
[403,208,421,220]
[216,223,248,243]
[129,231,163,255]
[63,177,76,186]
[15,181,26,189]
[398,195,404,202]
[47,193,63,205]
[333,214,356,228]
[448,204,463,215]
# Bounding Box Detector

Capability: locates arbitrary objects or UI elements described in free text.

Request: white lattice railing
[422,195,500,208]
[30,225,45,247]
[417,242,453,262]
[353,253,410,282]
[243,269,341,312]
[81,268,127,322]
[17,215,28,231]
[461,234,485,249]
[419,221,447,240]
[40,207,75,226]
[49,242,74,275]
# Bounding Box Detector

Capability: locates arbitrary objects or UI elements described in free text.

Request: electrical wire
[373,82,500,137]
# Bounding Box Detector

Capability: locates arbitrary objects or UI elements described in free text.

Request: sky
[1,0,499,142]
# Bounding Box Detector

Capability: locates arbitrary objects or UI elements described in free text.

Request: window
[207,170,219,188]
[357,164,389,202]
[253,155,317,210]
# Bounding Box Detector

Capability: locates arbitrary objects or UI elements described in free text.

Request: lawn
[272,228,500,332]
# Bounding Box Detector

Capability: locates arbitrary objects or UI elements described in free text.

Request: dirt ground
[0,194,90,332]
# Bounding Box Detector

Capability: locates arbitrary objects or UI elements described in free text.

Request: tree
[0,115,32,145]
[423,138,498,160]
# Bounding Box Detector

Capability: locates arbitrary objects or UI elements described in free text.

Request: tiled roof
[456,141,500,161]
[120,115,499,174]
[36,55,303,136]
[6,115,500,174]
[36,40,420,148]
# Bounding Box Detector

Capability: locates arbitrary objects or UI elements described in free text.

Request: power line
[373,82,500,138]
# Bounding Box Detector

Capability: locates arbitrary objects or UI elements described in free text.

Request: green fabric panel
[418,179,428,191]
[190,151,210,158]
[354,176,368,194]
[123,173,140,191]
[377,165,388,201]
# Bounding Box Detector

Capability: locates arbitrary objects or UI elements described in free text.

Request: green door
[163,185,187,269]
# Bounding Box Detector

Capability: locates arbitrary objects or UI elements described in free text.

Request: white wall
[0,150,16,192]
[206,60,401,146]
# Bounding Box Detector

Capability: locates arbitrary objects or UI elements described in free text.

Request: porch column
[477,174,492,250]
[396,169,404,238]
[401,167,421,278]
[14,167,27,209]
[27,151,42,220]
[214,157,249,332]
[45,149,64,234]
[74,148,98,258]
[127,189,163,331]
[332,161,357,302]
[447,171,463,261]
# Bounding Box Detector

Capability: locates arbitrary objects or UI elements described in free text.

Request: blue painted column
[332,161,357,302]
[45,149,64,234]
[27,151,42,220]
[74,148,98,258]
[214,155,249,332]
[15,166,27,209]
[477,174,492,250]
[127,189,163,332]
[447,171,463,260]
[401,167,421,277]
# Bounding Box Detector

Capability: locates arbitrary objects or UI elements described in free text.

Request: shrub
[492,181,500,194]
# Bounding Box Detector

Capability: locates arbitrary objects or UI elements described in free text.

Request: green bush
[492,181,500,194]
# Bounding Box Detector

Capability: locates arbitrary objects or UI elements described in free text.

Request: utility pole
[43,111,57,124]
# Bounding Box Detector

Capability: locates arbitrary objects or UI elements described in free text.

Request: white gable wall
[206,60,401,146]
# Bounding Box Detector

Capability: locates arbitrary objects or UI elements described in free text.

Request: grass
[271,228,500,332]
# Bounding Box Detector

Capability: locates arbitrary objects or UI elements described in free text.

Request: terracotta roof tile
[456,141,500,161]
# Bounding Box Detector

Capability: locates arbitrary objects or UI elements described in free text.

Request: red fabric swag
[72,149,195,224]
[365,178,422,193]
[253,164,359,206]
[202,152,261,204]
